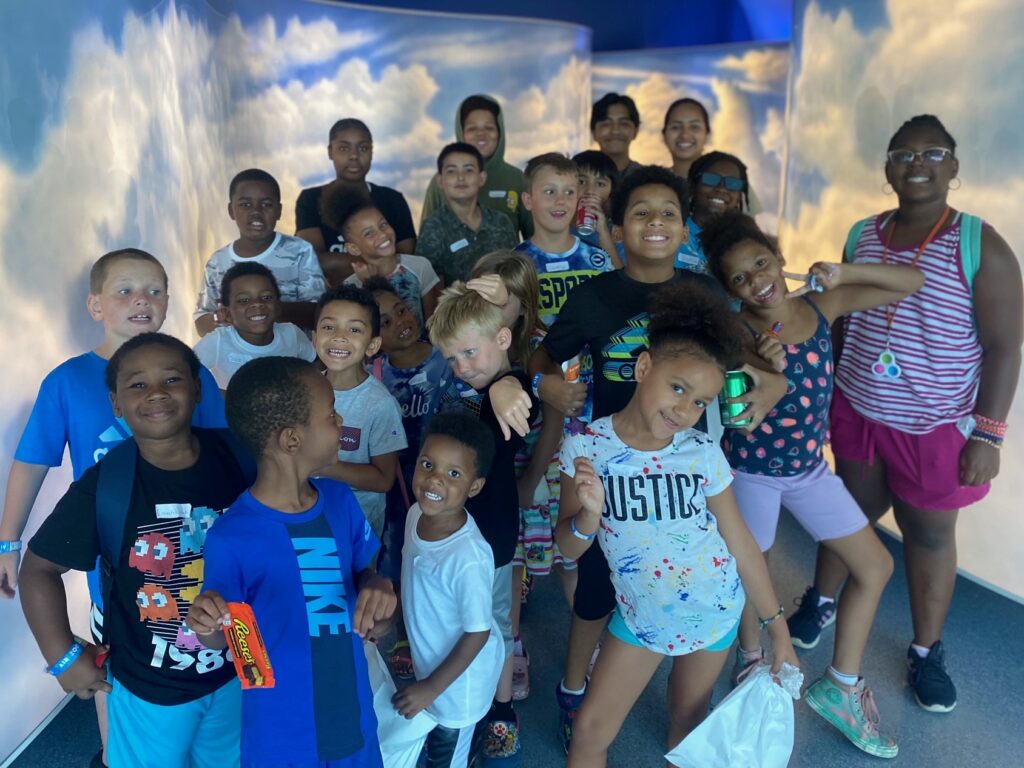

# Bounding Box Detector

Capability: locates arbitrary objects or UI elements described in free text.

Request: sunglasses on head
[887,147,952,165]
[699,171,745,192]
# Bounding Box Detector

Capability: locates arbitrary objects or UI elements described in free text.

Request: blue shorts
[107,676,241,768]
[608,610,738,654]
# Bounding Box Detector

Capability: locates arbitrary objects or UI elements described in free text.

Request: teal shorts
[608,609,738,654]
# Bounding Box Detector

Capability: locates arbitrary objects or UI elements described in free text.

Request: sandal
[386,640,415,680]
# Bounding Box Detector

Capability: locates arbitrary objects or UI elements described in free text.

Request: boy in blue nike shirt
[189,357,397,767]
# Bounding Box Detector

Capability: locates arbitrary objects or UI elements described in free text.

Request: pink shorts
[830,387,989,511]
[732,461,868,552]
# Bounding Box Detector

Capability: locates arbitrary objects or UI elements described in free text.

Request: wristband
[531,373,544,399]
[758,604,785,630]
[973,414,1008,437]
[570,518,596,541]
[46,638,86,677]
[0,540,22,554]
[969,432,1003,449]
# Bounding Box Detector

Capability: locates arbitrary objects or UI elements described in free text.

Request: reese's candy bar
[223,602,275,689]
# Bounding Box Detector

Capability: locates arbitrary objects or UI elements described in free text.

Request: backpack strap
[958,212,984,288]
[843,217,873,262]
[96,438,140,568]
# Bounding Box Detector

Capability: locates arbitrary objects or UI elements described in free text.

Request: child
[19,333,250,768]
[420,95,533,239]
[321,185,442,328]
[416,142,518,286]
[557,282,799,765]
[195,168,326,335]
[702,211,924,758]
[188,356,397,767]
[194,262,316,390]
[394,411,504,767]
[678,151,753,273]
[429,283,539,762]
[313,285,406,538]
[295,118,417,284]
[590,93,641,182]
[516,153,613,328]
[527,165,788,751]
[571,150,622,268]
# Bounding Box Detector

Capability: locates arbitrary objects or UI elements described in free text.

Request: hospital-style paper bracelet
[758,604,786,629]
[46,638,86,677]
[570,518,596,541]
[0,540,22,554]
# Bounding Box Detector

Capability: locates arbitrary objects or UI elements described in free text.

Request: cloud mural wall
[781,0,1024,598]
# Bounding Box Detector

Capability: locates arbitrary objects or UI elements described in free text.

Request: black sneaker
[907,641,957,712]
[787,586,836,649]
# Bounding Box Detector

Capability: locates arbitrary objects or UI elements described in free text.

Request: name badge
[450,238,469,252]
[488,190,508,198]
[545,260,570,272]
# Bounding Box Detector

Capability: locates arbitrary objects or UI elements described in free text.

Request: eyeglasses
[887,147,952,165]
[699,172,745,191]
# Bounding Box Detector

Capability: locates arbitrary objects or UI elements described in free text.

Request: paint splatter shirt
[560,417,743,655]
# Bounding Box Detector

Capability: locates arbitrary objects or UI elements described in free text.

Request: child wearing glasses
[678,151,752,273]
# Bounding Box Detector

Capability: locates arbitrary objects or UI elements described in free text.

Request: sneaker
[512,650,530,701]
[483,711,522,764]
[555,681,587,754]
[730,646,765,687]
[805,675,898,758]
[787,587,836,649]
[907,641,957,712]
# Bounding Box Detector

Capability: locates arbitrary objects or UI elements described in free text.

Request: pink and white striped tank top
[835,211,982,435]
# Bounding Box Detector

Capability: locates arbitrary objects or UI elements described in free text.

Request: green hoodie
[420,94,533,239]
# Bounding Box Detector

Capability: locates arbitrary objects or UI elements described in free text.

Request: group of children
[0,100,1000,768]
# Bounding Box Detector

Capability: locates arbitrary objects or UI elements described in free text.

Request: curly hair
[421,410,496,479]
[609,165,689,226]
[646,281,745,371]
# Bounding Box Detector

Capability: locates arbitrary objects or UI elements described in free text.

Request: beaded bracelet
[758,604,785,630]
[969,433,1003,449]
[973,414,1008,438]
[570,517,596,541]
[46,639,86,677]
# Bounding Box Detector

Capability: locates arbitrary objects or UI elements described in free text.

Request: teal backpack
[843,211,983,288]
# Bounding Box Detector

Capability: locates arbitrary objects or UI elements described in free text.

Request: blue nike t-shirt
[202,478,382,767]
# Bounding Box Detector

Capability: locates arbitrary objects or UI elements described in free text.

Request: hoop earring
[949,178,962,191]
[882,182,893,195]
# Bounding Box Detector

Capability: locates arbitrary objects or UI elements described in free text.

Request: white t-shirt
[344,254,440,328]
[194,233,327,319]
[402,503,504,728]
[332,375,407,536]
[193,323,316,389]
[560,416,743,655]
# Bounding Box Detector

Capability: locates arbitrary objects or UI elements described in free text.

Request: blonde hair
[428,281,504,348]
[470,250,542,366]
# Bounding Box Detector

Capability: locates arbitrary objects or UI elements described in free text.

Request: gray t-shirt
[332,375,407,536]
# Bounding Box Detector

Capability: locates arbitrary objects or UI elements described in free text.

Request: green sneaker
[805,675,898,759]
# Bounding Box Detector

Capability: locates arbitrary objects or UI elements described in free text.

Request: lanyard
[880,205,951,332]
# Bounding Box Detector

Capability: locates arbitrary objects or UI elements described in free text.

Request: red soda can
[576,203,597,236]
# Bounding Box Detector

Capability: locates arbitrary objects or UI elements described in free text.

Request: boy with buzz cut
[195,168,326,336]
[188,356,397,768]
[516,153,613,328]
[416,142,519,286]
[429,283,539,763]
[313,285,407,538]
[19,333,251,768]
[394,410,504,767]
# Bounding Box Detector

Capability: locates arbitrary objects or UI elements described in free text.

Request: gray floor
[10,513,1024,767]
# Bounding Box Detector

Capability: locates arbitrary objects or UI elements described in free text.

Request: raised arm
[809,261,926,324]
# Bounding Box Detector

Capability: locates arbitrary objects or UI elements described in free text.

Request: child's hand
[186,591,231,637]
[466,274,510,308]
[392,679,438,719]
[59,644,112,699]
[537,375,587,416]
[489,377,533,440]
[754,333,787,373]
[354,573,397,639]
[573,457,605,519]
[0,550,21,599]
[580,194,607,228]
[808,262,841,290]
[768,629,800,677]
[351,257,381,284]
[960,438,1000,486]
[728,365,787,432]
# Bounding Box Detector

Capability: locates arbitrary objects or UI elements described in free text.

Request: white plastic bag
[364,641,436,768]
[666,663,803,768]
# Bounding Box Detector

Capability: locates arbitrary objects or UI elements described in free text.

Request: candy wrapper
[223,601,275,689]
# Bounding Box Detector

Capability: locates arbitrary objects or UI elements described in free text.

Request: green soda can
[720,370,752,427]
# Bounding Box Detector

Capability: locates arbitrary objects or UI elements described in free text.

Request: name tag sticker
[488,190,508,198]
[546,260,570,272]
[450,238,469,252]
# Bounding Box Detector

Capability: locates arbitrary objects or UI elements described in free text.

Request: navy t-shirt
[295,182,416,254]
[202,478,382,766]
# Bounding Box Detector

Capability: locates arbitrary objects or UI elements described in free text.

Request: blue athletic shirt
[515,237,612,327]
[202,478,382,767]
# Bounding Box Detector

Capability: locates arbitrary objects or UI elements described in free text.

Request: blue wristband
[0,541,22,554]
[570,518,596,541]
[531,373,544,399]
[46,639,86,677]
